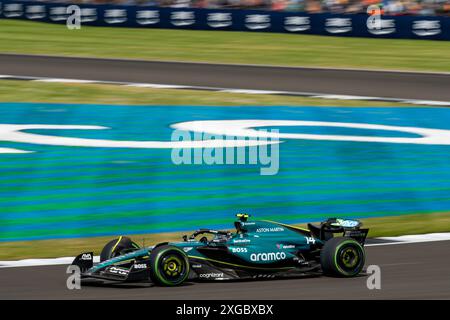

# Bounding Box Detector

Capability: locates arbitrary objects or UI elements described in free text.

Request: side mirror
[182,235,188,242]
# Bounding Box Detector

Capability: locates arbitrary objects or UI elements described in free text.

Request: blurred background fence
[0,0,449,39]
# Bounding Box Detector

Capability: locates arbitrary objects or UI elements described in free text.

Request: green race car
[71,214,369,286]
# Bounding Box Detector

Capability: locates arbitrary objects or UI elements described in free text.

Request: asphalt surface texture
[1,54,450,101]
[1,240,449,299]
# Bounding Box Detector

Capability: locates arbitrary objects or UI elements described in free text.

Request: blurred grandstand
[23,0,450,16]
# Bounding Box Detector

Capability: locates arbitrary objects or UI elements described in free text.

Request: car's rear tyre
[149,245,190,286]
[320,237,365,277]
[100,236,140,262]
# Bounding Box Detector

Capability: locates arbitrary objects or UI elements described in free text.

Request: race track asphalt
[1,241,449,299]
[1,54,450,101]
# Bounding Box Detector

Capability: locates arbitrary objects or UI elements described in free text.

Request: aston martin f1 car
[71,214,369,286]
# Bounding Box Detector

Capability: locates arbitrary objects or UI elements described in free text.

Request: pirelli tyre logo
[250,252,286,262]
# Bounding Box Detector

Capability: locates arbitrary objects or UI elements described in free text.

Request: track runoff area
[1,103,450,300]
[1,104,450,242]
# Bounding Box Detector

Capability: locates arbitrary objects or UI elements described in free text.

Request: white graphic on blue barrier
[413,20,441,36]
[284,16,310,32]
[245,14,271,30]
[104,9,127,24]
[25,5,45,20]
[325,18,352,34]
[207,12,232,28]
[136,10,159,25]
[171,11,195,26]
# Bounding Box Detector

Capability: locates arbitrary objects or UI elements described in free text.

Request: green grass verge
[1,20,449,72]
[0,79,412,107]
[361,212,450,238]
[1,212,449,260]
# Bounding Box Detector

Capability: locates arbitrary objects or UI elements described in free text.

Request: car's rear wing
[308,218,369,244]
[342,228,369,245]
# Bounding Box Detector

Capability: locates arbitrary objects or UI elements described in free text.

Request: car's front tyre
[320,237,365,277]
[149,245,190,286]
[100,236,140,262]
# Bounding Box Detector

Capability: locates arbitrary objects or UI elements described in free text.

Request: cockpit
[181,213,250,244]
[182,229,233,244]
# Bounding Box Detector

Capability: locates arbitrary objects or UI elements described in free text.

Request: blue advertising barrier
[0,1,449,40]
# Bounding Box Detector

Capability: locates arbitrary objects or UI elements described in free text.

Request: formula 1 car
[71,214,369,286]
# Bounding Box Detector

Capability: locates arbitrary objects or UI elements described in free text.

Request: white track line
[366,232,450,246]
[1,74,450,107]
[34,78,97,84]
[0,256,100,268]
[1,232,450,268]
